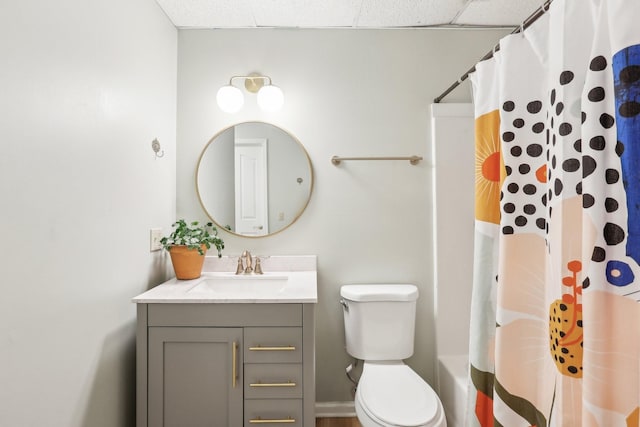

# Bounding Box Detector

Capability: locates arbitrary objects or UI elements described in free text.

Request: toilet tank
[340,284,418,361]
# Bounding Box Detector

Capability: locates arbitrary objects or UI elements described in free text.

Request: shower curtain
[467,0,640,425]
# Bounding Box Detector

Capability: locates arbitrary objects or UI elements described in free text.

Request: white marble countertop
[132,255,317,304]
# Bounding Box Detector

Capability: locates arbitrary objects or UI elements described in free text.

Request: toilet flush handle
[339,299,349,310]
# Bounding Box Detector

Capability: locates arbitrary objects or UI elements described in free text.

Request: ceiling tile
[453,0,544,26]
[356,0,467,27]
[250,0,362,27]
[154,0,547,29]
[155,0,255,28]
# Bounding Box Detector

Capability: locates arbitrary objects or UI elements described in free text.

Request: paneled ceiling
[155,0,545,29]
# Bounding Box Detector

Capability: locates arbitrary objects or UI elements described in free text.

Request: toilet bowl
[355,362,446,427]
[340,284,447,427]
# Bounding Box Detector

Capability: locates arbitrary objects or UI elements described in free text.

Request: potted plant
[160,219,225,280]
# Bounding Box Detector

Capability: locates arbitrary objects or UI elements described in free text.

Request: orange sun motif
[475,109,505,224]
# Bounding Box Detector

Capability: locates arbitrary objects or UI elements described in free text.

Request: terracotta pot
[168,245,207,280]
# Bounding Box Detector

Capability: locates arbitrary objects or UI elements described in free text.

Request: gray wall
[176,28,506,402]
[0,1,177,426]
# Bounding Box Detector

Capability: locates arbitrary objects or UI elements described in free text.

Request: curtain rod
[433,0,553,104]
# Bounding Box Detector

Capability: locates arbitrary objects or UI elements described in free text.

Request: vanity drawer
[244,327,302,363]
[147,304,302,327]
[244,363,303,399]
[244,399,302,427]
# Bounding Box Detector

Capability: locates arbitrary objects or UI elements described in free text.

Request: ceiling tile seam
[353,0,366,28]
[249,3,258,28]
[449,0,476,25]
[174,24,516,30]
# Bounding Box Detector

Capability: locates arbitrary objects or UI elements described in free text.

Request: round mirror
[196,122,313,237]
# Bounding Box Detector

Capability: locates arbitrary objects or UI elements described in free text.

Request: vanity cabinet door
[148,327,243,427]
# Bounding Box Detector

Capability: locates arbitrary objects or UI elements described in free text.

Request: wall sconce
[216,73,284,113]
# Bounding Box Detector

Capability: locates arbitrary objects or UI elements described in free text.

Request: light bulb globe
[216,85,244,113]
[257,85,284,112]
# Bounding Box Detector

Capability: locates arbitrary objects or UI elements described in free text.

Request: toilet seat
[356,362,443,427]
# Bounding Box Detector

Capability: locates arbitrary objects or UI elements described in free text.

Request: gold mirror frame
[196,121,314,238]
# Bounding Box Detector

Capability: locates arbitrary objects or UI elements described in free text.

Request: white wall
[176,28,506,402]
[0,2,176,426]
[431,104,476,357]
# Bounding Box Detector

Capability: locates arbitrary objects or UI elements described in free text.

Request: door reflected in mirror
[196,122,313,237]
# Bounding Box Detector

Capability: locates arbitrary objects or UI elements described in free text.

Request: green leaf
[160,219,225,256]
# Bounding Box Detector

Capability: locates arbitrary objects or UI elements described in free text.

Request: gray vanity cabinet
[148,327,243,426]
[136,303,315,427]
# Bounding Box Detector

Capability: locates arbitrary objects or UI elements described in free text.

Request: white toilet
[340,284,447,427]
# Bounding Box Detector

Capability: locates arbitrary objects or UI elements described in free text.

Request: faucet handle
[254,258,263,274]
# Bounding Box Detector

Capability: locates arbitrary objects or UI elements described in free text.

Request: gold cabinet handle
[232,341,238,388]
[249,417,295,424]
[249,381,296,387]
[249,345,296,351]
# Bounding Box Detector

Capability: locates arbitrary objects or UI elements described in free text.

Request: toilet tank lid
[340,284,418,302]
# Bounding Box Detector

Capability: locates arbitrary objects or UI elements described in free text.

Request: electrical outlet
[150,228,163,252]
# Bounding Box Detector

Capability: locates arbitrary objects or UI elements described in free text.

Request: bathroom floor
[316,417,361,427]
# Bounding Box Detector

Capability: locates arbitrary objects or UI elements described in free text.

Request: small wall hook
[151,138,164,159]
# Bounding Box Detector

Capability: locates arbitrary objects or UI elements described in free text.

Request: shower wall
[431,103,475,357]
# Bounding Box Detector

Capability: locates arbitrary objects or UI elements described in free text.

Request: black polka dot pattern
[532,122,545,133]
[527,144,543,157]
[580,47,640,298]
[582,156,596,178]
[503,131,515,142]
[503,101,515,111]
[619,101,640,117]
[588,87,605,102]
[498,91,548,235]
[589,136,606,150]
[605,169,619,184]
[600,113,615,128]
[528,101,543,114]
[542,65,586,230]
[559,123,572,136]
[605,197,619,212]
[562,158,580,172]
[620,65,640,83]
[492,47,640,301]
[592,246,606,262]
[590,56,607,71]
[604,223,625,245]
[560,71,575,85]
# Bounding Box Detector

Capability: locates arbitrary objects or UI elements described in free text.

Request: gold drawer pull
[232,341,238,388]
[249,417,295,424]
[249,345,296,351]
[250,381,297,387]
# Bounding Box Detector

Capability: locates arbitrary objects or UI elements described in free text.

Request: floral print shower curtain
[467,0,640,425]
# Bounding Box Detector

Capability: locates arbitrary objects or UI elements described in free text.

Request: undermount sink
[188,273,289,296]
